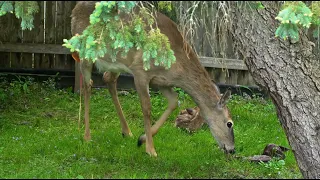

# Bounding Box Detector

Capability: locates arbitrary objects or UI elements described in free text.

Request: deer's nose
[227,149,235,154]
[223,145,235,154]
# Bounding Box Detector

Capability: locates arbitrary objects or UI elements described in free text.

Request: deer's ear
[217,90,231,108]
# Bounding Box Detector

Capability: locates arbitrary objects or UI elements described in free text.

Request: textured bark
[228,2,320,179]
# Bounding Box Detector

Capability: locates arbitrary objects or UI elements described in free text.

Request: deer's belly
[95,59,132,74]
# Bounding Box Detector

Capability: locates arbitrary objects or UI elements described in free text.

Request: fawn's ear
[186,108,193,115]
[279,145,290,152]
[217,90,231,108]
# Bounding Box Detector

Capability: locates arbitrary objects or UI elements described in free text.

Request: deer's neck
[176,61,221,111]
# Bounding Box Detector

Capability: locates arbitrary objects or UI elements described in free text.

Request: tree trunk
[228,2,320,179]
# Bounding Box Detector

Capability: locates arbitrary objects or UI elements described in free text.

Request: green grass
[0,76,302,179]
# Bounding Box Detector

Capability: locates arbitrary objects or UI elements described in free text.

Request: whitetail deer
[71,1,235,157]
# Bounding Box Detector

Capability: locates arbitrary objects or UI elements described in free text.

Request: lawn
[0,75,302,178]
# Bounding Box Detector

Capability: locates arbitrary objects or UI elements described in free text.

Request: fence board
[34,1,45,69]
[226,70,239,85]
[21,14,37,68]
[43,1,56,69]
[64,1,76,70]
[0,52,10,68]
[0,43,249,69]
[55,1,76,70]
[206,68,227,84]
[199,57,248,70]
[55,1,66,69]
[0,43,70,54]
[20,29,33,68]
[8,14,21,69]
[0,13,13,68]
[67,2,77,71]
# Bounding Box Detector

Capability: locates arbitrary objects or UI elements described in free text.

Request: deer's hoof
[137,137,143,147]
[146,150,158,157]
[122,131,133,138]
[84,135,91,142]
[137,133,146,147]
[128,132,133,137]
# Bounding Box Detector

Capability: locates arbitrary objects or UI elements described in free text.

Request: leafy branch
[62,1,176,71]
[0,1,39,30]
[274,1,317,42]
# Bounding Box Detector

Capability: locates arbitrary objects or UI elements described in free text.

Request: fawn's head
[202,90,235,154]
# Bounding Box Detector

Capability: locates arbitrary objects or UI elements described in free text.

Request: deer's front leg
[81,61,93,141]
[133,77,157,157]
[138,87,178,146]
[103,72,133,137]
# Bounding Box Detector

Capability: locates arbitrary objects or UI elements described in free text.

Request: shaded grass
[0,76,302,178]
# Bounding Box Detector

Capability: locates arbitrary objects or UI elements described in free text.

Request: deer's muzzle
[223,144,235,154]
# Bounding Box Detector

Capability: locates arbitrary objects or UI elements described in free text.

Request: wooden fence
[0,1,76,70]
[0,1,257,92]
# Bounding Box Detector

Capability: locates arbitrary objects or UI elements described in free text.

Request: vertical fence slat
[207,68,227,84]
[0,53,10,68]
[43,1,56,69]
[9,14,22,69]
[34,1,45,69]
[55,1,65,69]
[0,13,21,69]
[0,13,14,68]
[55,1,75,70]
[237,70,249,86]
[20,24,33,68]
[66,1,77,71]
[20,4,41,69]
[226,70,239,85]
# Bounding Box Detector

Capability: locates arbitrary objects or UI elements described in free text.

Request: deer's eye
[227,122,233,128]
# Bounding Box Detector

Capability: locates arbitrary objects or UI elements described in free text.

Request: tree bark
[228,2,320,179]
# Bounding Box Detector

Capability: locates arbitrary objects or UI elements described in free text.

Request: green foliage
[312,26,320,39]
[310,2,320,39]
[274,1,320,41]
[259,159,286,171]
[0,1,14,16]
[244,1,265,10]
[63,1,176,71]
[141,28,175,70]
[156,1,177,22]
[14,1,39,30]
[0,1,39,30]
[174,87,189,102]
[0,74,61,110]
[158,1,173,12]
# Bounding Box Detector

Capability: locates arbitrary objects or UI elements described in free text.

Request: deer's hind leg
[138,87,178,146]
[103,72,133,137]
[81,60,94,141]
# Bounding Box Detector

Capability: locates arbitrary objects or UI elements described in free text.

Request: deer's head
[201,90,235,154]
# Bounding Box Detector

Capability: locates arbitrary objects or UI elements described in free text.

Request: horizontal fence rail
[0,43,248,70]
[0,43,70,54]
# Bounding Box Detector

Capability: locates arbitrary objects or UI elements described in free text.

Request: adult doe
[71,1,235,157]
